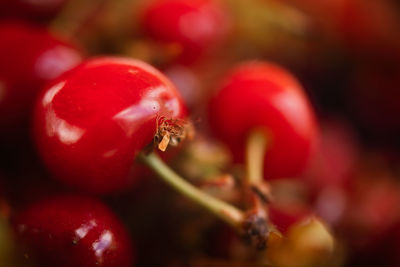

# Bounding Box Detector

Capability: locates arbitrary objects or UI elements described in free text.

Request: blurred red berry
[140,0,231,65]
[0,21,82,134]
[208,61,318,180]
[13,195,134,267]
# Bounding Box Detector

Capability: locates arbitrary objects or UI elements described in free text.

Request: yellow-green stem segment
[140,152,245,228]
[246,130,269,185]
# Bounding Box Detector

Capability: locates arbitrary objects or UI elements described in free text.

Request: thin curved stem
[246,130,269,185]
[139,152,245,228]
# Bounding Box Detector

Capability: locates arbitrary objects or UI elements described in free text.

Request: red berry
[208,61,318,180]
[0,0,67,21]
[13,195,134,267]
[33,57,187,193]
[140,0,231,65]
[0,21,82,133]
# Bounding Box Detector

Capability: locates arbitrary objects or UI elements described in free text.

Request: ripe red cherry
[34,57,187,193]
[13,195,134,267]
[208,61,318,180]
[140,0,231,65]
[0,21,82,133]
[0,0,67,21]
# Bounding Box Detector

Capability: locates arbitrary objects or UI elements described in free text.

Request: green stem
[139,152,245,228]
[246,130,269,185]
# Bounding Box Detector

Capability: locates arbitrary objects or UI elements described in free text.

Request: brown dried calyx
[241,206,281,250]
[242,212,270,250]
[240,187,281,250]
[154,117,194,152]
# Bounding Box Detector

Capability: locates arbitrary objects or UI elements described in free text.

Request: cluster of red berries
[0,0,320,265]
[1,0,400,266]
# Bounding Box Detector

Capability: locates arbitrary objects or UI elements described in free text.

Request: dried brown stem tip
[155,117,194,151]
[240,191,280,250]
[242,212,270,250]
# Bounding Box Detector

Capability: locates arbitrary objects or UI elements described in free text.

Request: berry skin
[140,0,231,65]
[0,21,82,133]
[208,61,318,180]
[13,195,134,267]
[0,0,67,21]
[34,57,187,193]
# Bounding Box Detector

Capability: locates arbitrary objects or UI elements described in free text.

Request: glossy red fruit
[0,22,82,133]
[34,57,187,193]
[0,0,67,21]
[208,61,318,180]
[140,0,231,65]
[13,195,134,267]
